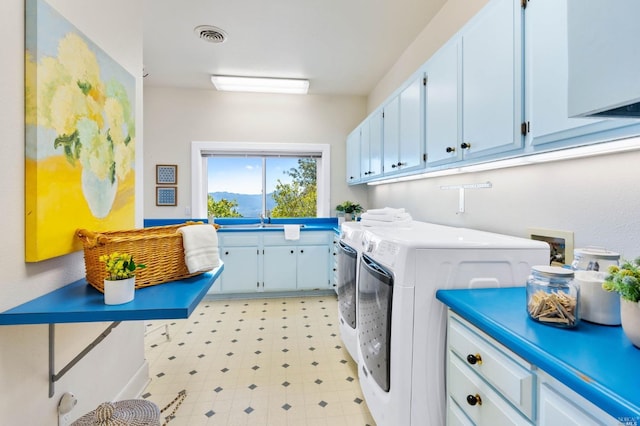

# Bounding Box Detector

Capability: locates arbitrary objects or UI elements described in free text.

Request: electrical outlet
[528,228,574,267]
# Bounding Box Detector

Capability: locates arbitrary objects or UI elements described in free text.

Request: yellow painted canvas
[25,0,136,261]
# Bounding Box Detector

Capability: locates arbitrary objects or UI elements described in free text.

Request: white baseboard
[115,360,150,400]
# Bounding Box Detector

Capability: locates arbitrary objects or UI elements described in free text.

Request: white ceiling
[143,0,446,96]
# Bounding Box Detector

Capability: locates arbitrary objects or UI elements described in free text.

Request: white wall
[368,0,489,111]
[0,0,147,423]
[366,0,640,259]
[143,87,369,218]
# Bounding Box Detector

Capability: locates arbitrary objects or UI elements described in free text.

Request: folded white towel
[360,218,413,228]
[365,207,406,216]
[284,224,300,241]
[177,224,220,273]
[360,211,412,222]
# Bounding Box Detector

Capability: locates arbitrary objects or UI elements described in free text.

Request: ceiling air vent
[194,25,228,44]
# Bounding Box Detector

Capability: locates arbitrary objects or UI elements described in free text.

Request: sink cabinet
[214,234,260,294]
[214,231,333,295]
[263,232,331,291]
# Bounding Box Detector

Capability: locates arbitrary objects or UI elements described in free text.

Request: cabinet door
[367,110,383,178]
[346,127,361,184]
[297,245,329,290]
[567,0,640,118]
[538,383,607,426]
[461,0,523,160]
[398,75,426,172]
[219,246,259,293]
[360,119,371,179]
[526,0,637,148]
[263,246,297,291]
[382,96,400,175]
[426,40,461,166]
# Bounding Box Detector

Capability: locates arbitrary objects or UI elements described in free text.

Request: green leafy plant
[602,257,640,302]
[335,201,363,214]
[99,252,146,281]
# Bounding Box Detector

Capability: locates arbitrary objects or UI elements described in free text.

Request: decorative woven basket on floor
[76,222,214,293]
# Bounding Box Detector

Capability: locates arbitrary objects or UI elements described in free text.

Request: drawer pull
[466,353,482,365]
[466,394,482,406]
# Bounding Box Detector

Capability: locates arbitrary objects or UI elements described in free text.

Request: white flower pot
[103,277,135,305]
[620,298,640,349]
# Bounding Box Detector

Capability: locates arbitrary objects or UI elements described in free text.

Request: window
[206,155,317,218]
[191,142,330,218]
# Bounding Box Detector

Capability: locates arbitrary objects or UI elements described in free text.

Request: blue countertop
[436,287,640,421]
[0,264,223,325]
[144,217,338,232]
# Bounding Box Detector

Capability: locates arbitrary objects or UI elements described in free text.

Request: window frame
[191,141,331,218]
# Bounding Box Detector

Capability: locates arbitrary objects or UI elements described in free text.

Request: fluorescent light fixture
[210,75,309,94]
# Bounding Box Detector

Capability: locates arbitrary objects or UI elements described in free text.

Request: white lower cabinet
[446,312,618,426]
[447,313,534,425]
[263,232,330,291]
[263,245,298,291]
[217,231,332,294]
[296,244,330,290]
[216,234,260,293]
[330,233,339,294]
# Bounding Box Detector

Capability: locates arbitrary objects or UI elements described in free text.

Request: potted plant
[602,257,640,348]
[99,252,146,305]
[335,201,363,221]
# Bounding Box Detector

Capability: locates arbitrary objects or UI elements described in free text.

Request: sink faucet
[260,212,270,226]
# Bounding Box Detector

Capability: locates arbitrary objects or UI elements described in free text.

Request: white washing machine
[336,221,366,362]
[357,222,550,426]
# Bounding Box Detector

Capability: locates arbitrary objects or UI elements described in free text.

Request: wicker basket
[76,222,216,293]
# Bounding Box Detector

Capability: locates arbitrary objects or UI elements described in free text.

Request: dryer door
[358,253,394,392]
[337,241,358,329]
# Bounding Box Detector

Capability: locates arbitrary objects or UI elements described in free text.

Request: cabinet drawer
[449,315,534,419]
[448,397,474,426]
[449,355,533,426]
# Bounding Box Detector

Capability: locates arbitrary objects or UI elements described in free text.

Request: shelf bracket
[49,321,121,398]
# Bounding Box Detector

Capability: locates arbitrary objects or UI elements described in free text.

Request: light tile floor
[143,294,376,425]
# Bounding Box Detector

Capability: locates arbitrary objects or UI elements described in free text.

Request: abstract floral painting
[25,0,136,261]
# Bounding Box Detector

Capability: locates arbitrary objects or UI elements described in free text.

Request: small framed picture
[156,164,177,185]
[156,186,177,206]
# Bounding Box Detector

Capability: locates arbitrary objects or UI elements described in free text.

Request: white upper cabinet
[567,0,640,118]
[525,0,637,148]
[346,126,361,185]
[383,74,426,175]
[382,95,400,174]
[460,0,523,161]
[425,40,460,167]
[360,110,383,179]
[345,0,640,184]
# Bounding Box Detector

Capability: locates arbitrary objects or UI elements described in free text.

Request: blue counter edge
[0,264,223,325]
[436,287,640,421]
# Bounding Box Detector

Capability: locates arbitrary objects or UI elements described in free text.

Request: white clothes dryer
[357,222,549,426]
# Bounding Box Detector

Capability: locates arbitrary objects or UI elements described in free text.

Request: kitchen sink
[218,223,305,230]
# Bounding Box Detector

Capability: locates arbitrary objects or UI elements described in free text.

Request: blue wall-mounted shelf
[0,264,223,325]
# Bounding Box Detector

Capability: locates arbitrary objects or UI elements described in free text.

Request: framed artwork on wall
[24,0,136,262]
[156,187,177,206]
[156,164,177,185]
